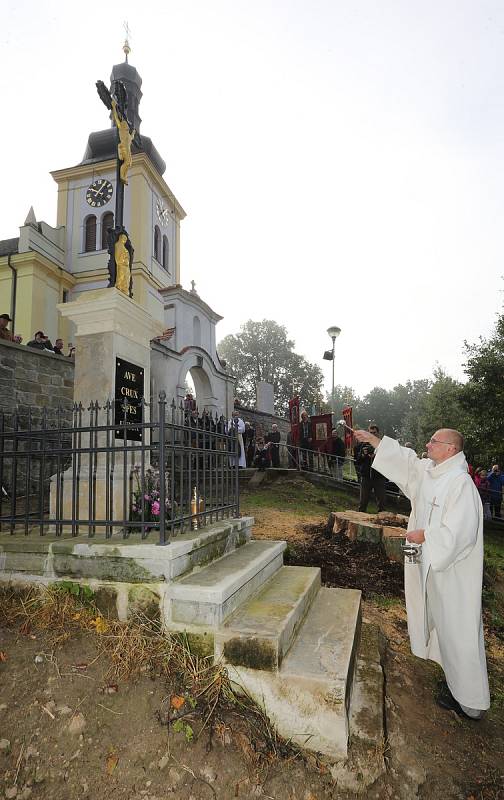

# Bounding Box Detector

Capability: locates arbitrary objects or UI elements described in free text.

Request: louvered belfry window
[101,212,114,250]
[162,235,169,270]
[154,226,161,261]
[84,215,97,252]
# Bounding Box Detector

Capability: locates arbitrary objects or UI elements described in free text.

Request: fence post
[158,391,167,545]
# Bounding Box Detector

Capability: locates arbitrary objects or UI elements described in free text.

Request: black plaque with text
[115,357,144,440]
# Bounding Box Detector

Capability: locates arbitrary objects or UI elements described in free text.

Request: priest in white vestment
[353,427,490,719]
[228,411,246,469]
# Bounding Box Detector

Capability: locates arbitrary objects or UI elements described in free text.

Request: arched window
[84,215,97,252]
[162,235,169,270]
[101,212,114,250]
[193,316,201,347]
[154,226,161,262]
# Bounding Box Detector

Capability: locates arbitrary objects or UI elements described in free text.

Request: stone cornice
[0,252,75,285]
[159,285,223,323]
[58,288,164,344]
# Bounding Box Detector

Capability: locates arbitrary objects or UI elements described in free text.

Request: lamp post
[326,325,341,419]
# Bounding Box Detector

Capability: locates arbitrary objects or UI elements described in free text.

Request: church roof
[0,238,19,256]
[81,130,166,176]
[80,56,166,177]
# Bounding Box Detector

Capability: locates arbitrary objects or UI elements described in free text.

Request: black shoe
[435,683,479,720]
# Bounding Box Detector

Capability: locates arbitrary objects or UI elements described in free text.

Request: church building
[0,43,233,416]
[0,44,183,344]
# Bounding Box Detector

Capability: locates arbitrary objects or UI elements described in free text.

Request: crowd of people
[183,394,282,470]
[0,313,75,357]
[472,463,504,519]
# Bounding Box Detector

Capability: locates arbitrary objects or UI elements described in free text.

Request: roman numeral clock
[86,178,114,208]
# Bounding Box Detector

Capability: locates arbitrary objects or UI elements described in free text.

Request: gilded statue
[111,99,135,184]
[107,226,134,297]
[114,233,131,294]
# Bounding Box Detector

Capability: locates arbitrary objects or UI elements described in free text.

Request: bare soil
[1,506,503,800]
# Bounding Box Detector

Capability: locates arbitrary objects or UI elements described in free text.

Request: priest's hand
[353,429,381,449]
[406,529,425,544]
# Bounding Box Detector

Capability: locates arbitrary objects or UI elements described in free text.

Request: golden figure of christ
[111,99,135,184]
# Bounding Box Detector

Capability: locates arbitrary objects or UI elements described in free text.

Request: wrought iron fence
[0,393,240,544]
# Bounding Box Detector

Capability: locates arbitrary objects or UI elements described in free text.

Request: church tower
[50,43,186,325]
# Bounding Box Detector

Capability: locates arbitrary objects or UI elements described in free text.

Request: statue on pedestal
[107,226,134,297]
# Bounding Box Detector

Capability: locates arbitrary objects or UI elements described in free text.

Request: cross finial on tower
[123,21,131,62]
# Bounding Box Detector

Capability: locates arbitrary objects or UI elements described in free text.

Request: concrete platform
[169,540,286,626]
[227,587,362,759]
[0,517,253,584]
[1,515,374,761]
[215,565,320,670]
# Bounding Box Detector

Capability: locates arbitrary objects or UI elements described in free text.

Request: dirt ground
[1,509,503,800]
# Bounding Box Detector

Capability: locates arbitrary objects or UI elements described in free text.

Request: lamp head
[327,325,341,340]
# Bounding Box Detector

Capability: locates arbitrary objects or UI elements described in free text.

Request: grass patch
[482,522,504,642]
[367,594,403,609]
[241,474,360,516]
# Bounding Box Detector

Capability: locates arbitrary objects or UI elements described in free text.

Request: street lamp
[326,325,341,419]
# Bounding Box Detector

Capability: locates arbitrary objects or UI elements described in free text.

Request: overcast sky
[1,0,503,396]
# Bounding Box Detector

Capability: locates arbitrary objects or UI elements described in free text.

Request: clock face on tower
[156,200,170,225]
[86,179,114,208]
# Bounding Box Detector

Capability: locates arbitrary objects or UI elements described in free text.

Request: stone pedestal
[52,289,164,529]
[58,288,163,406]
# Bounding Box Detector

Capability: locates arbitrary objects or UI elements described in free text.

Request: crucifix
[123,21,131,61]
[428,497,440,525]
[95,69,139,298]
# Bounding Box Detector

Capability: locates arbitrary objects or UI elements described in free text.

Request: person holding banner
[299,411,313,471]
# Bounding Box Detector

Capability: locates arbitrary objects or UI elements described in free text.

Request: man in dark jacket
[327,430,346,479]
[354,424,387,511]
[27,331,53,351]
[265,423,281,467]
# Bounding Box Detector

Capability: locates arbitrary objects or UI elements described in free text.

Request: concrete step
[215,565,321,671]
[168,539,286,626]
[226,586,362,759]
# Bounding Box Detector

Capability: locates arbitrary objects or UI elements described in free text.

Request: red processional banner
[289,397,300,446]
[342,405,353,452]
[310,414,332,452]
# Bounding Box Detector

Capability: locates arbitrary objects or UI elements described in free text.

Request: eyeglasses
[428,438,455,447]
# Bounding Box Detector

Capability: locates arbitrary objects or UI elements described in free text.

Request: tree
[401,368,469,454]
[322,385,363,420]
[461,310,504,464]
[218,320,324,415]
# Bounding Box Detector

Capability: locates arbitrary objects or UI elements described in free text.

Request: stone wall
[234,404,290,440]
[0,338,75,414]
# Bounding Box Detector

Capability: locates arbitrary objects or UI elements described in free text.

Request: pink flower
[151,501,160,516]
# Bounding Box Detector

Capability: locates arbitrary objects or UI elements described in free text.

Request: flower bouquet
[130,466,175,529]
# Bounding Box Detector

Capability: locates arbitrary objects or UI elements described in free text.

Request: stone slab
[215,565,321,670]
[169,540,286,626]
[228,586,362,759]
[349,623,384,744]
